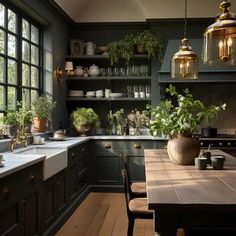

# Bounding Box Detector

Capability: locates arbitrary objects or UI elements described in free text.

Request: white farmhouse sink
[16,147,67,180]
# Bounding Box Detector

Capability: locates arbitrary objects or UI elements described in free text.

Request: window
[0,2,41,117]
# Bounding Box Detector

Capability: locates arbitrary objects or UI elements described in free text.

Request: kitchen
[0,0,236,235]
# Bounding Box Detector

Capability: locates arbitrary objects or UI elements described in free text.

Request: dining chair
[121,169,153,236]
[123,154,147,199]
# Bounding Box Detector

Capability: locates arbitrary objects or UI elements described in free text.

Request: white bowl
[109,93,123,98]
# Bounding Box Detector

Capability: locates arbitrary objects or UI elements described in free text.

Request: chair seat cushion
[131,182,146,194]
[129,198,153,214]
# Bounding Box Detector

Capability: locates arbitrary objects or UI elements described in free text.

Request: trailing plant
[146,85,226,137]
[134,30,163,60]
[70,108,100,128]
[32,96,56,121]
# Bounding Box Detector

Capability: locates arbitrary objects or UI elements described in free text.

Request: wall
[8,0,70,129]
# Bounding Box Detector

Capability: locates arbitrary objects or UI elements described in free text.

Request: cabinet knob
[71,152,75,157]
[104,143,111,149]
[81,148,85,152]
[29,174,35,183]
[227,142,231,146]
[219,142,223,146]
[2,187,11,200]
[133,143,141,149]
[200,142,204,146]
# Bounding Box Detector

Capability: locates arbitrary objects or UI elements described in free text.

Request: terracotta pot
[75,124,91,136]
[33,117,47,133]
[167,134,200,165]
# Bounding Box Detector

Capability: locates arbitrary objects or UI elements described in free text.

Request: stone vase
[167,134,200,165]
[76,124,91,136]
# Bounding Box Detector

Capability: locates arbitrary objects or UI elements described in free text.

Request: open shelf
[66,54,149,60]
[67,76,151,80]
[66,97,151,101]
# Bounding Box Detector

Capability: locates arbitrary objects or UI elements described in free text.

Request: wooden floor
[56,192,185,236]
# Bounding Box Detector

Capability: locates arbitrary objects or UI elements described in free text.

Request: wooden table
[144,149,236,236]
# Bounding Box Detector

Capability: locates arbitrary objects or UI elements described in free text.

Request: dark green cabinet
[42,169,67,231]
[0,162,43,236]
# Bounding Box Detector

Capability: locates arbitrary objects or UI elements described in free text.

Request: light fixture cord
[184,0,187,38]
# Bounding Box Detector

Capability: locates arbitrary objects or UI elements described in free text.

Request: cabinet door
[67,164,78,201]
[95,155,122,184]
[0,202,24,236]
[43,171,67,230]
[23,190,41,236]
[127,155,146,181]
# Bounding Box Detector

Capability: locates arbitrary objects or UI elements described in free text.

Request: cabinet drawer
[0,162,43,207]
[123,141,156,156]
[68,142,89,166]
[94,141,123,156]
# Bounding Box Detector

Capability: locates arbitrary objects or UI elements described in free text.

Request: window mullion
[17,14,22,104]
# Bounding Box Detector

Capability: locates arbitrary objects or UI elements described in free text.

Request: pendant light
[203,0,236,65]
[171,0,198,79]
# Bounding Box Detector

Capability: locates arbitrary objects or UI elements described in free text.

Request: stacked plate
[109,93,123,98]
[86,91,95,98]
[68,90,84,97]
[96,90,104,98]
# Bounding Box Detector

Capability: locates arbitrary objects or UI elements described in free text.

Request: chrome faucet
[9,110,33,152]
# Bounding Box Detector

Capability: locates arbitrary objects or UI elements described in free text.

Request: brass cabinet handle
[2,187,11,200]
[104,143,112,149]
[29,174,35,183]
[133,143,141,149]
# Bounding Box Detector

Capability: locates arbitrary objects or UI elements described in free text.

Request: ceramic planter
[33,117,47,133]
[167,134,200,165]
[75,124,91,136]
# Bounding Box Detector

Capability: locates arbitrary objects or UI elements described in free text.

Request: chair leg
[128,218,135,236]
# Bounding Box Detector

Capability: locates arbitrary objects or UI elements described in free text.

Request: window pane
[7,86,16,110]
[0,4,5,28]
[0,29,5,54]
[0,57,5,82]
[31,25,39,44]
[31,45,39,65]
[0,86,5,110]
[22,88,30,106]
[8,9,16,33]
[31,90,38,104]
[8,59,17,85]
[22,63,30,86]
[22,40,30,62]
[8,34,16,58]
[22,19,29,39]
[31,66,38,88]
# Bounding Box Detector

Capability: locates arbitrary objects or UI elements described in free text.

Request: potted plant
[1,110,20,137]
[201,104,226,137]
[106,109,124,135]
[18,101,33,134]
[70,107,100,136]
[134,30,163,61]
[146,85,226,165]
[127,109,148,135]
[32,96,56,133]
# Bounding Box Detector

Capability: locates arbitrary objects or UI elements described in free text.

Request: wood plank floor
[56,192,185,236]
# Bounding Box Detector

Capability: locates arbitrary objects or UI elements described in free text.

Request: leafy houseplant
[134,30,163,61]
[127,109,148,135]
[106,109,124,135]
[146,85,226,165]
[18,101,33,134]
[32,96,56,132]
[1,110,20,137]
[70,108,99,136]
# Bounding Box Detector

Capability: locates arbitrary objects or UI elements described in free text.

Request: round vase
[76,124,91,136]
[167,134,200,165]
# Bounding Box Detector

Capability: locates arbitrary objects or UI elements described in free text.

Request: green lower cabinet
[95,155,122,184]
[127,155,146,181]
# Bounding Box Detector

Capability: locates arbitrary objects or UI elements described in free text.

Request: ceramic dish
[109,93,123,98]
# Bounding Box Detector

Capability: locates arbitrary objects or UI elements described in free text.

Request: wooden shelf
[67,76,151,80]
[66,54,149,60]
[66,97,151,101]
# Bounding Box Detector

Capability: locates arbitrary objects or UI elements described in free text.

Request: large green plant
[32,96,56,120]
[146,85,226,137]
[1,110,20,125]
[70,108,100,128]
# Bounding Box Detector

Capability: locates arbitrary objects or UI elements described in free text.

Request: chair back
[121,169,132,215]
[123,154,132,185]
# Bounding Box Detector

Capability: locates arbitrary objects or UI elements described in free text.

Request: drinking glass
[127,85,133,97]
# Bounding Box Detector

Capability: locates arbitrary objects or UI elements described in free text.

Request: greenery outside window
[0,2,42,121]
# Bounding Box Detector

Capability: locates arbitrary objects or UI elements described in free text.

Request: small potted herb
[32,96,56,133]
[70,108,100,136]
[1,110,20,137]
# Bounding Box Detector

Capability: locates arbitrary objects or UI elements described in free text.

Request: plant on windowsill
[146,85,226,165]
[1,110,20,138]
[70,108,100,136]
[32,96,56,133]
[18,101,33,134]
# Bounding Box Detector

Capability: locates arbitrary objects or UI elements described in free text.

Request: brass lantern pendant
[171,38,198,79]
[203,0,236,65]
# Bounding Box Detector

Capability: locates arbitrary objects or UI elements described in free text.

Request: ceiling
[54,0,236,22]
